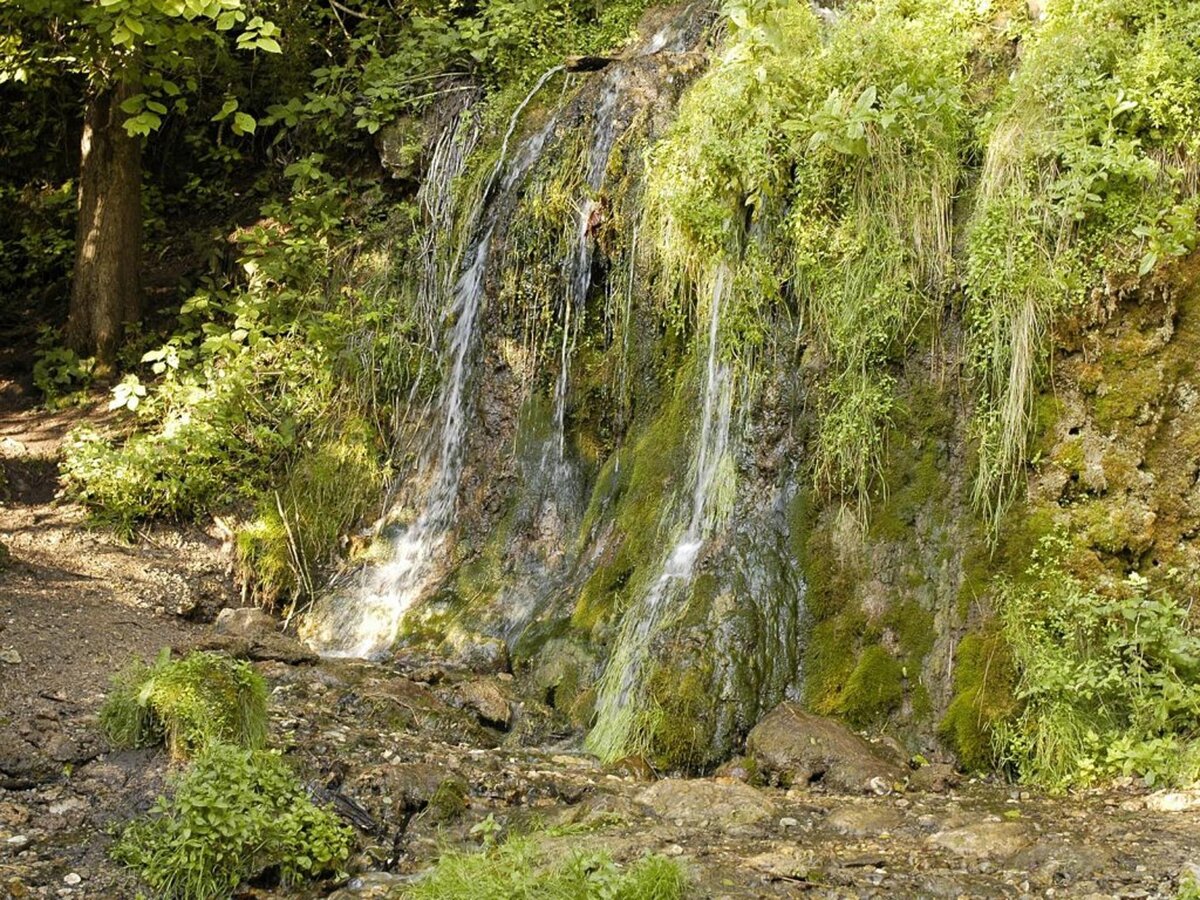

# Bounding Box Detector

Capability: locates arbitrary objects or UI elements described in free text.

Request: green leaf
[254,36,281,53]
[232,111,256,135]
[212,98,238,122]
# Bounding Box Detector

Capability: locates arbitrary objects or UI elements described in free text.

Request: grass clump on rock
[404,834,688,900]
[100,649,267,760]
[112,743,353,900]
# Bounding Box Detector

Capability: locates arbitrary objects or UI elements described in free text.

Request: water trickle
[587,264,735,759]
[491,66,565,198]
[548,72,625,472]
[304,75,566,658]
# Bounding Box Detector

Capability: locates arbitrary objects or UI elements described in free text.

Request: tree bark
[66,78,142,367]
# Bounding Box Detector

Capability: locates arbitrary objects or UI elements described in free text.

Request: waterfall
[550,71,624,472]
[587,264,735,760]
[303,70,567,658]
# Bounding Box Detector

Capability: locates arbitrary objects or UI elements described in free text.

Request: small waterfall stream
[549,71,624,473]
[588,264,735,759]
[303,70,568,658]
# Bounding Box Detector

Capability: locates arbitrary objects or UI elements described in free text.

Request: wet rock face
[746,702,904,792]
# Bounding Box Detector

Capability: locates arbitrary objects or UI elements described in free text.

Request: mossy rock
[427,776,470,823]
[838,645,905,727]
[937,629,1018,771]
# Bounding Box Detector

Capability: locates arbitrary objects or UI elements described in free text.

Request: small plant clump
[100,649,268,760]
[995,534,1200,789]
[112,743,353,900]
[403,833,688,900]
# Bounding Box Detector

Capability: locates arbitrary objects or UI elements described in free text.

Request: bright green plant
[996,535,1200,789]
[965,0,1200,527]
[403,833,688,900]
[112,743,353,900]
[101,650,268,760]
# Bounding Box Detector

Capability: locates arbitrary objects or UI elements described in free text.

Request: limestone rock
[455,680,513,730]
[908,763,961,793]
[638,778,776,831]
[1145,790,1200,812]
[205,607,317,664]
[440,632,510,674]
[927,821,1032,860]
[825,804,903,836]
[214,606,276,639]
[746,702,904,792]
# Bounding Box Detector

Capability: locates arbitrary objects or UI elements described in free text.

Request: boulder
[825,804,903,836]
[214,606,276,638]
[638,778,777,832]
[455,680,513,730]
[745,702,904,792]
[927,821,1033,860]
[908,762,961,793]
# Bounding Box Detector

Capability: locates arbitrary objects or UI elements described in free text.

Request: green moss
[101,650,268,761]
[804,610,869,716]
[838,645,905,727]
[572,382,695,633]
[937,629,1018,771]
[428,776,470,824]
[641,657,720,772]
[235,415,382,611]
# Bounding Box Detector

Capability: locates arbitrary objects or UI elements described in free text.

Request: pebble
[779,817,798,829]
[6,835,29,847]
[63,873,81,886]
[0,649,20,664]
[665,844,684,856]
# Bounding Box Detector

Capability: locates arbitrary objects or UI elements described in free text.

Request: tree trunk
[66,79,142,367]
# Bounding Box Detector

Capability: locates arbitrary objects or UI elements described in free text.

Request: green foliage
[32,335,95,406]
[645,0,981,501]
[403,834,688,900]
[996,534,1200,788]
[235,417,382,609]
[965,0,1200,526]
[938,628,1018,771]
[101,650,267,760]
[112,743,352,900]
[62,176,410,586]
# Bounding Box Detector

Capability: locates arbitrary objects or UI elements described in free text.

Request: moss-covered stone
[839,645,905,727]
[427,776,470,823]
[937,629,1018,771]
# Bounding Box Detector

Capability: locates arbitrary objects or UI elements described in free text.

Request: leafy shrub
[112,743,352,900]
[404,834,688,899]
[995,534,1200,789]
[32,337,95,405]
[101,650,267,760]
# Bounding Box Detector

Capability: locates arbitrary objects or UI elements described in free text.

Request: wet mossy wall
[379,1,1200,775]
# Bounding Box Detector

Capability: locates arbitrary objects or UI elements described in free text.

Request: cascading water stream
[549,71,624,472]
[587,264,735,759]
[303,69,568,658]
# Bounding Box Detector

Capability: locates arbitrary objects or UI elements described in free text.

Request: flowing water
[303,70,569,658]
[587,264,735,759]
[549,71,625,473]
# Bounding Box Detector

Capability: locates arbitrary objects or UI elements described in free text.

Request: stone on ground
[746,702,904,792]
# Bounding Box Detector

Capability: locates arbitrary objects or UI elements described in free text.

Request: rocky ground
[4,380,1200,900]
